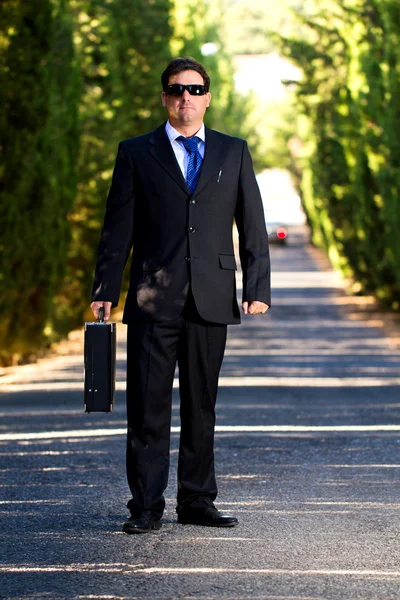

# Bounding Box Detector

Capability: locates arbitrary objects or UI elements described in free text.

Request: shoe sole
[177,519,238,527]
[123,521,162,534]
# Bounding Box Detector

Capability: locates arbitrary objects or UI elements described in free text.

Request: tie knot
[177,136,201,154]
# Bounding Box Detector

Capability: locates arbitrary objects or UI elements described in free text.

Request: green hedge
[0,0,259,365]
[53,0,174,336]
[279,0,400,308]
[0,0,79,364]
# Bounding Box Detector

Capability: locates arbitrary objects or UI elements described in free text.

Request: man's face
[161,69,211,130]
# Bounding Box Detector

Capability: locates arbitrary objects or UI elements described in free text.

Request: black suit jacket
[92,123,271,325]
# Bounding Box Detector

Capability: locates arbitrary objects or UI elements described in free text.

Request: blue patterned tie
[177,136,203,193]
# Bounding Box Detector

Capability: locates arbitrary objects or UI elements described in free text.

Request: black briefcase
[84,308,116,413]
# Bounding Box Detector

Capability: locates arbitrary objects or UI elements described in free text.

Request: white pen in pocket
[217,170,222,183]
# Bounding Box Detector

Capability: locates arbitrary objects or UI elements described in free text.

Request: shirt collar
[165,121,205,143]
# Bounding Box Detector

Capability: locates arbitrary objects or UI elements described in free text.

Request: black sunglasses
[165,84,207,97]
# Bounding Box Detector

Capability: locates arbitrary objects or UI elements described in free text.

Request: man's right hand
[90,301,112,321]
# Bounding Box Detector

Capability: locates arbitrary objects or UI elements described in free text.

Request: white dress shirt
[165,121,205,179]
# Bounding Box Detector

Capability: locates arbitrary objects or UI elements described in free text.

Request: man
[91,57,270,534]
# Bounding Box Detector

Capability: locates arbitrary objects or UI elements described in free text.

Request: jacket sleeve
[91,141,134,308]
[234,141,271,306]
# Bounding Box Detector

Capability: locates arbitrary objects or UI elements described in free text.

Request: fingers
[102,302,112,321]
[243,301,270,316]
[90,302,102,320]
[90,301,112,321]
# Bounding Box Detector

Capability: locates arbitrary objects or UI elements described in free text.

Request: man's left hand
[242,301,269,315]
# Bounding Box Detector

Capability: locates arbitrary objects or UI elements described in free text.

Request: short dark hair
[161,57,210,92]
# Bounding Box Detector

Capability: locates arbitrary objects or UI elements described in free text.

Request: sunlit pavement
[1,226,400,600]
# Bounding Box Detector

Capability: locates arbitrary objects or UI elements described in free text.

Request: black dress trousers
[126,291,227,519]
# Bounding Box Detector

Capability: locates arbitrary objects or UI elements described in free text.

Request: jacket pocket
[218,254,237,270]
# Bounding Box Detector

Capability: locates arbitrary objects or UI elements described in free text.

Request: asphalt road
[1,227,400,600]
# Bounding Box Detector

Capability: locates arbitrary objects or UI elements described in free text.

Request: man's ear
[161,91,166,107]
[206,92,211,107]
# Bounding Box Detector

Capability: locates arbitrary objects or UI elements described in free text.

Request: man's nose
[182,89,191,100]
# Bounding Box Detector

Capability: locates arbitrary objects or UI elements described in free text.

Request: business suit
[92,121,271,521]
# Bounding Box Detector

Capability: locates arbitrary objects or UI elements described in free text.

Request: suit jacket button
[189,226,196,233]
[190,199,196,204]
[184,256,191,261]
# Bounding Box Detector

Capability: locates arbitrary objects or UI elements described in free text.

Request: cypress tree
[0,0,79,364]
[171,0,261,164]
[57,0,173,329]
[277,0,400,309]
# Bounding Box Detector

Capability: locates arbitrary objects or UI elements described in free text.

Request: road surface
[1,227,400,599]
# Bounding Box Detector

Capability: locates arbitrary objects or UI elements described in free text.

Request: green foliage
[0,0,79,364]
[209,0,305,174]
[171,0,262,165]
[222,0,304,56]
[278,0,400,309]
[0,0,173,365]
[55,0,173,334]
[1,0,273,365]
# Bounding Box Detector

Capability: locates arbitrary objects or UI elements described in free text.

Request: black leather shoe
[177,506,238,527]
[122,510,162,534]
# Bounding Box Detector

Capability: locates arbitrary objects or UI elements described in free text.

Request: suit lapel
[148,123,190,194]
[195,126,226,195]
[147,123,227,196]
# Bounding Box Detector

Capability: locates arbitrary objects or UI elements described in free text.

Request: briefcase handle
[98,307,105,323]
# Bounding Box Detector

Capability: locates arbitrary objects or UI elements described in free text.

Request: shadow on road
[1,228,400,599]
